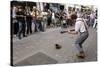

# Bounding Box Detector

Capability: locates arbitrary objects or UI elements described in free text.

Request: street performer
[67,14,89,59]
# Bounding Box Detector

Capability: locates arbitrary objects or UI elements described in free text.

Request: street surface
[12,27,97,66]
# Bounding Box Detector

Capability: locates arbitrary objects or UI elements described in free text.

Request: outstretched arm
[67,29,78,35]
[69,28,75,31]
[68,31,78,35]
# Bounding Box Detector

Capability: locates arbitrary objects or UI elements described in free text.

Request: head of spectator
[18,6,23,12]
[32,6,37,12]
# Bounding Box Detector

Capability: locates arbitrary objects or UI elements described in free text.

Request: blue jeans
[37,19,44,32]
[33,20,39,32]
[75,31,89,52]
[90,19,95,27]
[17,21,26,39]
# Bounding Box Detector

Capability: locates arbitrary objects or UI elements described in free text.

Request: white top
[77,12,81,18]
[90,13,95,19]
[52,12,55,19]
[12,7,16,18]
[75,18,88,33]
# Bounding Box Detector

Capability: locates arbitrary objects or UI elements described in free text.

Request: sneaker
[23,35,27,37]
[76,52,85,59]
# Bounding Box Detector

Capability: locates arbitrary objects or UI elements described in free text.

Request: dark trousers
[66,19,73,26]
[37,20,43,31]
[34,20,38,32]
[34,19,43,32]
[26,19,32,34]
[47,17,52,26]
[90,19,95,27]
[13,22,19,34]
[17,20,26,38]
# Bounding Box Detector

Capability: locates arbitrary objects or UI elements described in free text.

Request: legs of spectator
[29,22,32,33]
[17,21,22,39]
[90,19,95,27]
[27,20,32,35]
[52,19,56,27]
[39,21,44,32]
[26,21,29,35]
[22,22,26,37]
[42,22,45,32]
[34,20,39,32]
[93,19,97,28]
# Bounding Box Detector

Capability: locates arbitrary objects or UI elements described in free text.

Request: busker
[67,14,89,59]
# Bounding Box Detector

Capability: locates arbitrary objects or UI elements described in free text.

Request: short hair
[70,14,77,20]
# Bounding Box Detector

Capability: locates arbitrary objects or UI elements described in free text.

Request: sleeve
[75,21,80,32]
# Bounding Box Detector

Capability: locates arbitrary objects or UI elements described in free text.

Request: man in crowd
[25,6,32,35]
[90,11,96,27]
[16,6,26,39]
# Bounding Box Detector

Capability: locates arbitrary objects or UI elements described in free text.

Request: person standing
[42,13,47,31]
[31,7,39,32]
[16,6,26,39]
[90,11,96,27]
[60,10,67,28]
[36,10,44,32]
[12,6,18,35]
[47,9,52,28]
[67,14,89,58]
[52,11,56,27]
[25,6,32,35]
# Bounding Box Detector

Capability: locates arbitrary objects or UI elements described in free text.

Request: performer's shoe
[76,51,85,59]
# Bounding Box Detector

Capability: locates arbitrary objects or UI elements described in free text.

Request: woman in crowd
[31,7,39,32]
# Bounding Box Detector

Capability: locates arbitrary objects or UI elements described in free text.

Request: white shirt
[75,18,88,33]
[12,7,16,18]
[77,12,81,18]
[90,13,95,19]
[52,12,55,19]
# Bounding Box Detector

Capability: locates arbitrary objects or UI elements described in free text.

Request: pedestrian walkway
[12,27,97,65]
